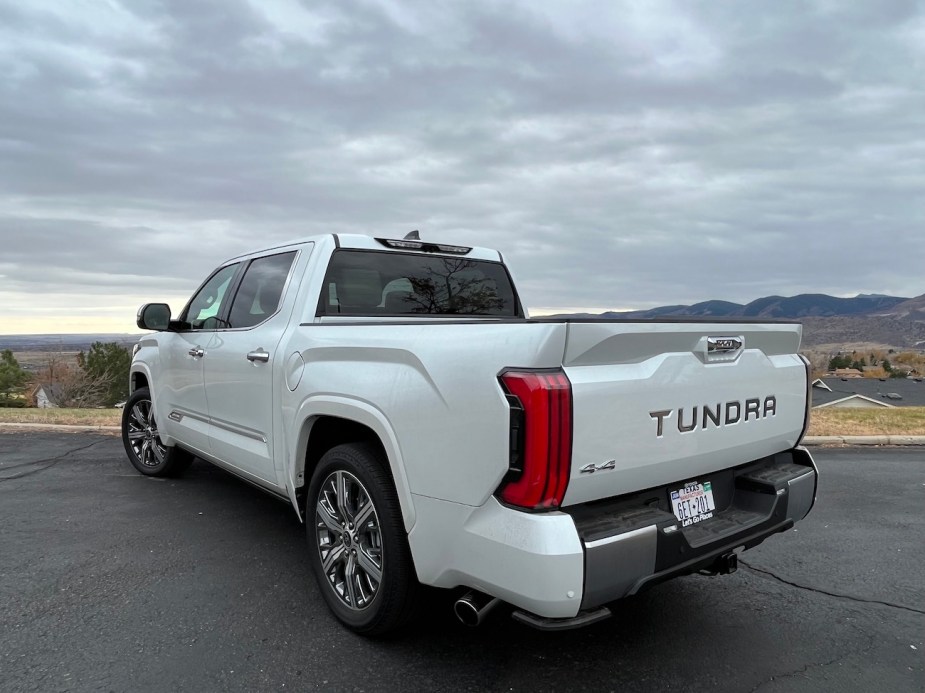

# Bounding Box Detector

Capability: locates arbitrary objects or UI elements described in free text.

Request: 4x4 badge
[580,459,616,474]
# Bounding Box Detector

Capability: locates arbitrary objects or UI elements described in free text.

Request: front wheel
[121,387,193,477]
[306,442,419,636]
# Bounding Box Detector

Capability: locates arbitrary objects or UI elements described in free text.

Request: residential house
[29,383,63,408]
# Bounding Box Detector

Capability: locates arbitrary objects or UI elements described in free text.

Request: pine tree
[0,350,29,405]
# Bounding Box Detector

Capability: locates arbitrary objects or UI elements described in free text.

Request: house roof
[833,368,863,377]
[811,377,925,408]
[814,394,895,409]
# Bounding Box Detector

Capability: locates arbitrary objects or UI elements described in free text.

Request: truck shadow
[178,458,788,691]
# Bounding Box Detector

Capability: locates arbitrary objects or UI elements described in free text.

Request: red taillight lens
[496,370,573,510]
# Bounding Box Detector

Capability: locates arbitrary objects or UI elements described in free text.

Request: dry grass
[807,407,925,436]
[3,405,925,436]
[0,407,121,427]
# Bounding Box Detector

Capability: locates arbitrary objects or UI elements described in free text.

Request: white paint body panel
[130,233,811,619]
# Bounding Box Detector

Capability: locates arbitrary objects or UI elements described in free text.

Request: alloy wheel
[125,398,167,468]
[315,470,383,610]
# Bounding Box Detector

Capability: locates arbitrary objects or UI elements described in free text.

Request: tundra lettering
[650,395,778,437]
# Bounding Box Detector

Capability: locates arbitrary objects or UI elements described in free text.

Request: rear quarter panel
[282,321,568,506]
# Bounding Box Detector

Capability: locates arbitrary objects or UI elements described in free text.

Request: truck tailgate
[560,321,808,506]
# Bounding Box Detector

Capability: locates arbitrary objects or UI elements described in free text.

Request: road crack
[740,558,924,615]
[0,439,111,482]
[745,631,875,693]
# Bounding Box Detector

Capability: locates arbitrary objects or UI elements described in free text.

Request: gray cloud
[0,0,923,332]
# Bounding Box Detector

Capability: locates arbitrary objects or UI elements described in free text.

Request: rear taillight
[496,369,573,511]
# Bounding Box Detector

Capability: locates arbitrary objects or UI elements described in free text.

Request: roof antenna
[404,230,420,240]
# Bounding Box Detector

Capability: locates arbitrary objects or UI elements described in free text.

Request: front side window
[183,263,240,330]
[319,250,522,317]
[227,251,297,329]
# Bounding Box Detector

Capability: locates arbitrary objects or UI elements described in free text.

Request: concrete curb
[0,423,121,435]
[803,435,925,446]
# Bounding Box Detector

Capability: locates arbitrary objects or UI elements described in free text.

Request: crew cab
[123,233,817,634]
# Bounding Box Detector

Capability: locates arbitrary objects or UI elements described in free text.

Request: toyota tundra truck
[123,233,817,635]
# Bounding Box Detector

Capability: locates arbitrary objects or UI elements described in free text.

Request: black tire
[306,442,419,636]
[121,387,193,477]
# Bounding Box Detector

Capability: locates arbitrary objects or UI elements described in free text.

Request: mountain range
[557,292,925,348]
[579,293,918,320]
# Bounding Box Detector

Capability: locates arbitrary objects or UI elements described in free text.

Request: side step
[511,606,612,631]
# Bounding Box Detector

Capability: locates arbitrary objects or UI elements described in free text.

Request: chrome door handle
[188,347,204,357]
[246,349,270,363]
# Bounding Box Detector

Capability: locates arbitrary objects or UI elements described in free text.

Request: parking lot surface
[1,433,922,692]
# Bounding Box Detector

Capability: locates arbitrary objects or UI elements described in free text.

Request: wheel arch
[130,370,149,393]
[127,365,179,447]
[289,397,416,531]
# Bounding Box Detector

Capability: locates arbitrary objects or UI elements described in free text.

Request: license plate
[670,481,715,527]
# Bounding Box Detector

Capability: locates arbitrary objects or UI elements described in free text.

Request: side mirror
[137,303,172,331]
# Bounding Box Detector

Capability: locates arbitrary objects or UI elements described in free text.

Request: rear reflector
[496,370,573,510]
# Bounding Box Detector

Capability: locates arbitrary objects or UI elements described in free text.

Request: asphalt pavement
[0,433,922,692]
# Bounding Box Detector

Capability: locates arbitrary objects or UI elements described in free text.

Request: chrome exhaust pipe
[454,590,500,627]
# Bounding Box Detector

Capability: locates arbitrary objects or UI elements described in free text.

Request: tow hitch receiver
[702,552,738,576]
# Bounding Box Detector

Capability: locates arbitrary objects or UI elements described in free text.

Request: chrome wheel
[315,470,383,610]
[125,398,167,468]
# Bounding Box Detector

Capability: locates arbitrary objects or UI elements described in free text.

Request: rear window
[318,250,522,317]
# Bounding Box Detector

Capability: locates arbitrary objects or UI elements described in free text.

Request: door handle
[247,349,270,363]
[188,347,204,358]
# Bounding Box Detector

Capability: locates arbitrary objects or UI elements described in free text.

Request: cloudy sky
[1,0,923,334]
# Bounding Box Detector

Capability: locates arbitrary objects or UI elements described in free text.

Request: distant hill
[878,295,925,322]
[590,293,911,320]
[551,292,925,349]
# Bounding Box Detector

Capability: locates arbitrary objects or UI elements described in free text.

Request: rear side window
[227,251,297,328]
[319,250,522,317]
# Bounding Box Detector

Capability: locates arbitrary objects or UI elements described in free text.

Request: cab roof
[227,233,503,264]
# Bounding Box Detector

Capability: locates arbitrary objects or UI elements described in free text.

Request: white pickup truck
[123,233,817,635]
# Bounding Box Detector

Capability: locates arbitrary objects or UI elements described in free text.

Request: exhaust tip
[454,598,481,627]
[453,591,500,627]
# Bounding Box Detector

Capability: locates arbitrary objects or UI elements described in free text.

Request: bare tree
[34,353,109,408]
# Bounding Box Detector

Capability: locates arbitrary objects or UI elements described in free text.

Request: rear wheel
[121,387,193,477]
[306,442,419,636]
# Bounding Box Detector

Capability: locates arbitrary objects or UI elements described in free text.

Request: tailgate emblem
[708,336,743,353]
[705,336,744,362]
